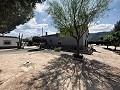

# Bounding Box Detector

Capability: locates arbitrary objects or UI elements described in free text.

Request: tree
[110,20,120,50]
[101,34,112,49]
[111,31,120,50]
[114,20,120,32]
[101,20,120,50]
[0,0,45,34]
[32,36,46,45]
[47,0,111,56]
[17,33,23,49]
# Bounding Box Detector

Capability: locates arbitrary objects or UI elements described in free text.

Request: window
[3,40,11,45]
[50,40,52,43]
[58,41,61,46]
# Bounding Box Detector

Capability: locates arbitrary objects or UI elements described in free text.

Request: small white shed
[0,36,19,49]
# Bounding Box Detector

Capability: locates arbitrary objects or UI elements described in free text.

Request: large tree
[111,21,120,50]
[101,20,120,50]
[47,0,111,56]
[114,20,120,32]
[0,0,45,34]
[101,34,112,49]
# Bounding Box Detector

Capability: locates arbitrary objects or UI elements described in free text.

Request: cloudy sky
[7,0,120,38]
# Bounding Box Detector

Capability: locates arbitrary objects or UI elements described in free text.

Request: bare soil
[0,46,120,90]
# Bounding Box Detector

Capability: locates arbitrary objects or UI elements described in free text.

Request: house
[0,36,19,49]
[41,31,89,50]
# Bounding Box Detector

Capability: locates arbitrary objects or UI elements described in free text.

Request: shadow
[92,48,101,53]
[25,54,120,90]
[27,48,44,52]
[0,69,2,73]
[81,48,101,55]
[104,48,120,55]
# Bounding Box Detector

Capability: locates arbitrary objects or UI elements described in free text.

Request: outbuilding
[0,36,19,49]
[41,30,89,50]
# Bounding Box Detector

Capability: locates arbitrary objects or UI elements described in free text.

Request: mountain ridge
[88,32,110,41]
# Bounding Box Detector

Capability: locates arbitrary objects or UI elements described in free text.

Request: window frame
[3,40,11,45]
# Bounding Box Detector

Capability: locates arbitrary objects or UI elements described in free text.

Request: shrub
[54,47,61,52]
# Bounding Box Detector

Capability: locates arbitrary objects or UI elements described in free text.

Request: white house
[0,36,19,49]
[42,30,89,50]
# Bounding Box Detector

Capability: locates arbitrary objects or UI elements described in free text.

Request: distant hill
[88,32,110,41]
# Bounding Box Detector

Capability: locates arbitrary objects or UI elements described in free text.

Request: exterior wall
[42,30,89,49]
[61,36,83,47]
[44,34,60,46]
[81,30,89,47]
[0,37,19,48]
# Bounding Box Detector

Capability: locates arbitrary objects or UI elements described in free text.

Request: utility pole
[42,27,43,36]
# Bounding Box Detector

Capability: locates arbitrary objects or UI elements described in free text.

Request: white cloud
[96,21,101,24]
[35,3,47,13]
[5,2,59,37]
[7,18,50,37]
[24,18,48,29]
[7,2,115,37]
[46,30,56,35]
[89,24,114,33]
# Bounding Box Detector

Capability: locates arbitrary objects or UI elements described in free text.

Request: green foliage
[0,0,45,34]
[47,0,110,55]
[111,21,120,48]
[54,47,61,52]
[102,20,120,50]
[47,0,110,38]
[102,34,112,42]
[27,41,33,46]
[32,36,46,43]
[114,20,120,32]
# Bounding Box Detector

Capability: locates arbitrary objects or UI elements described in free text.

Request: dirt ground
[0,46,120,90]
[0,46,59,90]
[84,45,120,69]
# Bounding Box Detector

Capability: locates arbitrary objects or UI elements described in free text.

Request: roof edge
[0,36,18,38]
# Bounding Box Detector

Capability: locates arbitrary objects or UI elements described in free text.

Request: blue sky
[7,0,120,38]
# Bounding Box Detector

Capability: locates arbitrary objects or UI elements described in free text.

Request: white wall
[81,30,89,47]
[43,31,89,47]
[44,34,60,46]
[0,37,19,47]
[61,36,83,46]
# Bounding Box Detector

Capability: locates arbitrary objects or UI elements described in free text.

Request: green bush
[54,47,61,52]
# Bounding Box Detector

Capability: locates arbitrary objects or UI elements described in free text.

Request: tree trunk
[107,42,109,49]
[107,45,109,49]
[76,39,80,56]
[18,33,23,49]
[114,46,117,51]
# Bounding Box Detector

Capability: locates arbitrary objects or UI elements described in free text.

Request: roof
[42,33,60,37]
[0,36,18,38]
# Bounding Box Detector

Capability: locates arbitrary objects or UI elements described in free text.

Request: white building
[42,31,89,50]
[0,36,19,49]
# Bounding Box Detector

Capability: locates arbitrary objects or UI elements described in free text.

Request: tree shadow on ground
[81,48,101,55]
[27,49,45,52]
[104,48,120,55]
[26,54,120,90]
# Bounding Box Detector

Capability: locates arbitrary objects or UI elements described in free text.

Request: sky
[7,0,120,38]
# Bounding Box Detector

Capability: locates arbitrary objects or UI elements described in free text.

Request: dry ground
[84,45,120,69]
[0,46,59,90]
[0,46,120,90]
